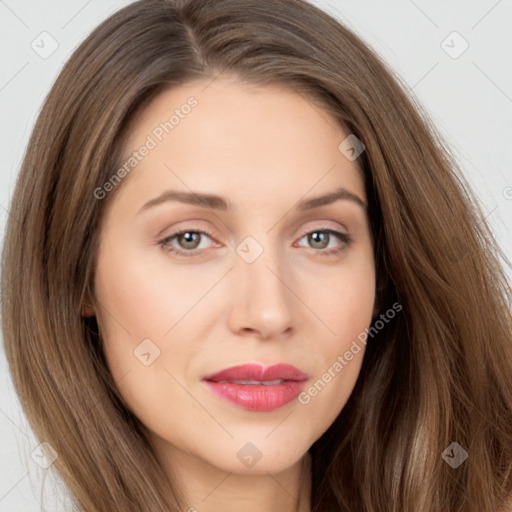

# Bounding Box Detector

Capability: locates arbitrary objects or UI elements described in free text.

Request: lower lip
[203,380,306,411]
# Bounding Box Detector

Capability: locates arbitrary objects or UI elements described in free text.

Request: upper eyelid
[160,217,349,238]
[160,225,349,248]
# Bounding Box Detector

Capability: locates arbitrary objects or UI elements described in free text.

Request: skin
[87,76,377,512]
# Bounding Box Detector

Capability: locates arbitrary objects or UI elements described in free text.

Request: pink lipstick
[202,363,308,412]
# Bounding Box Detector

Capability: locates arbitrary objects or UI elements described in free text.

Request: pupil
[176,231,330,251]
[180,232,199,248]
[310,232,328,249]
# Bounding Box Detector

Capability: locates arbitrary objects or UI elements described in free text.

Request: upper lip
[202,363,309,382]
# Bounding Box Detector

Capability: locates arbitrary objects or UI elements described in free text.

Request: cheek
[308,250,376,346]
[94,233,220,343]
[294,256,375,436]
[92,240,221,414]
[93,225,376,450]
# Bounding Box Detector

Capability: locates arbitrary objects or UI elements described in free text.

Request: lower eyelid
[159,227,351,255]
[159,229,215,251]
[296,229,352,250]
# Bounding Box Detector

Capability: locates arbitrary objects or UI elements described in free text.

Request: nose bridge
[229,232,295,337]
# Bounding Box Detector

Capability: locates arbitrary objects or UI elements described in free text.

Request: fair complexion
[88,77,376,512]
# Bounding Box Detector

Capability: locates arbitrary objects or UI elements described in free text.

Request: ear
[81,287,96,317]
[81,301,95,317]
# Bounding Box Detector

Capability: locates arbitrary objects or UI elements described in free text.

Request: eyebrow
[137,186,366,214]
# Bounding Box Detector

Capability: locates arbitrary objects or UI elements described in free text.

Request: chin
[205,436,311,475]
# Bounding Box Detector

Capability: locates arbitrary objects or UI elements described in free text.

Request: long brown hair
[2,0,512,510]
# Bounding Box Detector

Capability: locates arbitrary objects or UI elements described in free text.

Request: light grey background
[1,1,511,510]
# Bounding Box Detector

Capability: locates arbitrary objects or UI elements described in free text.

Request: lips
[202,363,309,412]
[202,363,309,383]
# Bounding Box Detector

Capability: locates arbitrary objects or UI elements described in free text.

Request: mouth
[202,363,308,412]
[212,379,286,385]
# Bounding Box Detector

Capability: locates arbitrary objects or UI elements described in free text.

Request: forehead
[113,77,366,211]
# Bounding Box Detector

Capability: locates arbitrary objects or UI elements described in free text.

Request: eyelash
[158,227,353,258]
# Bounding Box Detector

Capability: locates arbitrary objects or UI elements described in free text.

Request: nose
[227,241,295,340]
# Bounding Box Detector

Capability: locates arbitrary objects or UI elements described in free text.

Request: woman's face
[91,77,376,477]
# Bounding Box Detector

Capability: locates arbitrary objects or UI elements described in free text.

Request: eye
[158,229,216,256]
[295,228,353,257]
[158,227,353,258]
